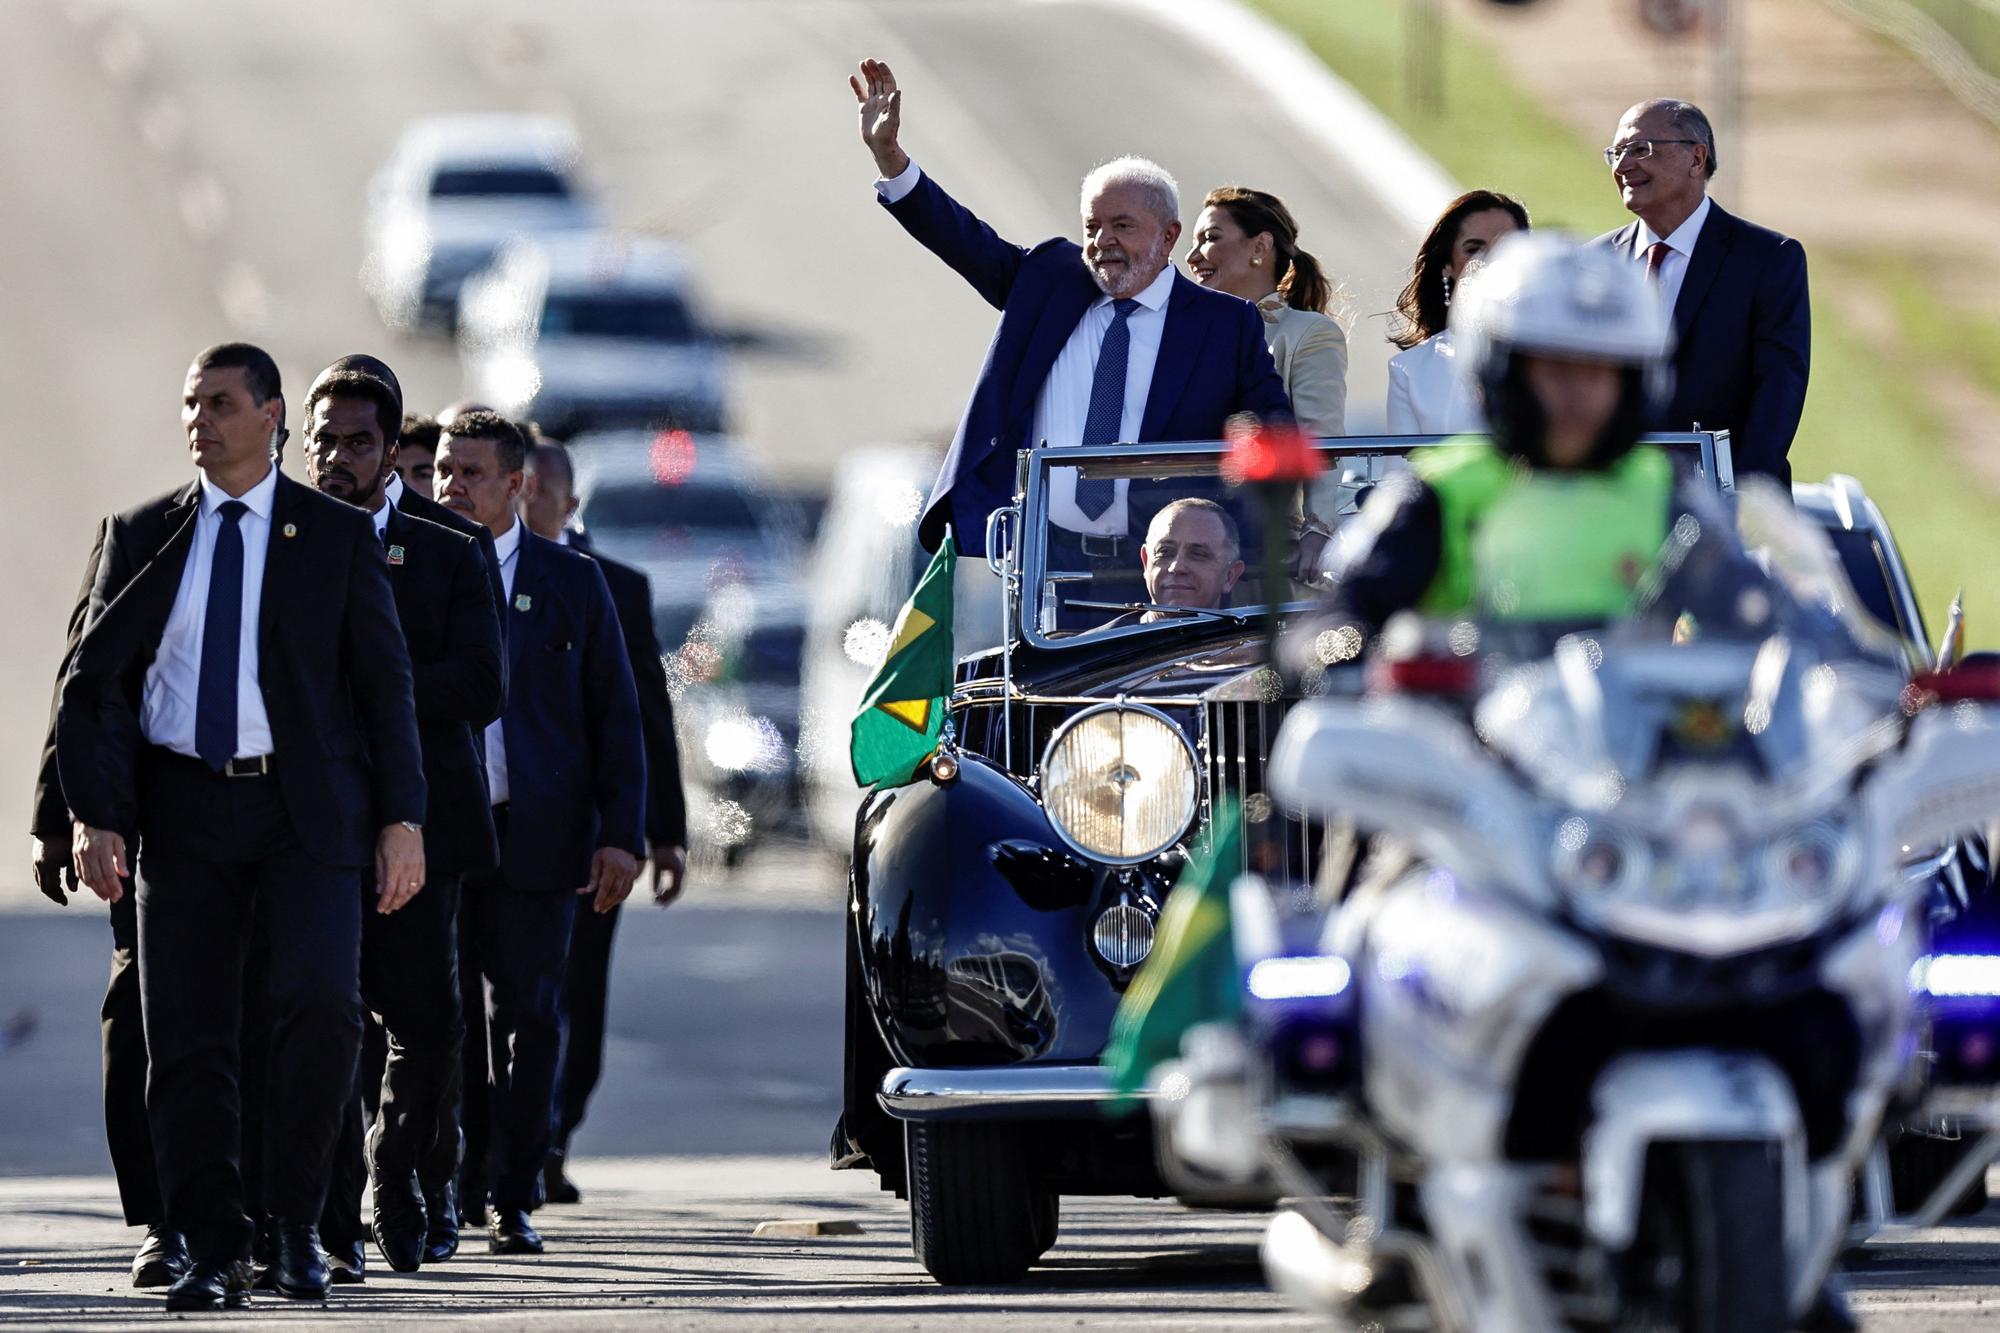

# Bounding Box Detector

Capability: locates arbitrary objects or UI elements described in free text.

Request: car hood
[526,338,725,398]
[974,624,1269,702]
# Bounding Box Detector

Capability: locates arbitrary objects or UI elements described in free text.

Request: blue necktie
[1074,298,1139,520]
[195,500,249,771]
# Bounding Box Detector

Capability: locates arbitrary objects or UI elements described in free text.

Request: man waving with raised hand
[850,58,1290,565]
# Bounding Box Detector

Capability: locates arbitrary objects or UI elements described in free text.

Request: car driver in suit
[1598,98,1810,489]
[849,58,1291,562]
[55,342,427,1311]
[300,365,505,1280]
[431,410,646,1256]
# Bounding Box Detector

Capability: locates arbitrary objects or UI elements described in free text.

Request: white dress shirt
[483,517,523,805]
[876,160,1172,537]
[1386,332,1485,436]
[141,465,279,760]
[1632,193,1712,316]
[383,469,406,513]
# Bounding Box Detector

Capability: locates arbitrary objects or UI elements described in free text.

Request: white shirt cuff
[874,160,922,205]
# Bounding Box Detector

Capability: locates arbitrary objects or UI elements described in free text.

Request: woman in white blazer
[1386,190,1530,434]
[1184,187,1348,437]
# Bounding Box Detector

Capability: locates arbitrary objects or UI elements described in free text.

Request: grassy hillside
[1249,0,1997,645]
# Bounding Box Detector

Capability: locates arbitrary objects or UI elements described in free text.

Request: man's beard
[1089,237,1170,298]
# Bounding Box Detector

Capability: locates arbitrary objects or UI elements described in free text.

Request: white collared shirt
[383,469,406,513]
[141,464,279,760]
[1633,193,1712,316]
[483,517,523,805]
[875,160,1173,537]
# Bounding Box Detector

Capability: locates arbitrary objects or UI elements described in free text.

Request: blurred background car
[569,430,798,654]
[798,444,1001,858]
[670,584,810,868]
[458,232,728,439]
[360,113,600,332]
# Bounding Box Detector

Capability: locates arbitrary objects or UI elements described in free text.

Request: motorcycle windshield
[1473,481,1912,825]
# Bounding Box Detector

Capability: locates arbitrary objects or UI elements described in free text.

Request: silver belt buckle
[224,755,271,778]
[1079,533,1123,559]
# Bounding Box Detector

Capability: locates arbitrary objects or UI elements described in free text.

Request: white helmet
[1450,232,1674,464]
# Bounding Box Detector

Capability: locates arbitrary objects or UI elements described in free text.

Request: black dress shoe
[421,1180,460,1264]
[268,1223,331,1301]
[325,1235,366,1285]
[542,1150,582,1205]
[487,1208,544,1255]
[459,1173,488,1230]
[164,1258,253,1312]
[130,1224,190,1288]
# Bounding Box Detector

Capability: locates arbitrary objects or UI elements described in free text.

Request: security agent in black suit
[56,343,428,1312]
[30,522,188,1290]
[519,443,688,1204]
[432,413,646,1255]
[299,369,505,1280]
[1596,99,1810,488]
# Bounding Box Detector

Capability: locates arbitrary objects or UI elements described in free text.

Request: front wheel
[1622,1141,1792,1333]
[907,1122,1047,1285]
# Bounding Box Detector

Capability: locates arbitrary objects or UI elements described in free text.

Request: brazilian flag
[850,533,956,788]
[1104,801,1245,1101]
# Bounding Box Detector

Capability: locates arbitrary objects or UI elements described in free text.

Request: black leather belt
[1077,533,1126,558]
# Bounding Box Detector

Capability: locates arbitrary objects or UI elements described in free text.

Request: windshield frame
[1010,432,1736,652]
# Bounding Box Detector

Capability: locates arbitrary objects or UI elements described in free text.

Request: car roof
[498,232,692,293]
[394,114,581,169]
[569,433,756,489]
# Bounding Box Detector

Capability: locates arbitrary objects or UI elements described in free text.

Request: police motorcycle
[1150,486,2000,1332]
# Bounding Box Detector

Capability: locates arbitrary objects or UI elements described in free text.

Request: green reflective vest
[1412,441,1673,622]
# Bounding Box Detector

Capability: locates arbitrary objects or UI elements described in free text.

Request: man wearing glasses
[1598,98,1810,489]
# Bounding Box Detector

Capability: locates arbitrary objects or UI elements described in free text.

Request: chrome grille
[1204,696,1323,889]
[1092,903,1156,968]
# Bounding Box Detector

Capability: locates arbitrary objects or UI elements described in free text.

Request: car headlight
[1551,814,1649,899]
[1040,704,1198,863]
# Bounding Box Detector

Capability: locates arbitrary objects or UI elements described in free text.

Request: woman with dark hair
[1185,186,1348,435]
[1386,190,1529,434]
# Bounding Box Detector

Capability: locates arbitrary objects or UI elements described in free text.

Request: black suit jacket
[1598,202,1810,487]
[574,539,686,847]
[383,505,504,876]
[494,527,646,890]
[31,519,109,845]
[397,486,506,640]
[56,473,426,868]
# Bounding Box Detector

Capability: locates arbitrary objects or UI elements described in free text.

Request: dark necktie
[1644,241,1671,285]
[1074,298,1140,520]
[195,500,249,771]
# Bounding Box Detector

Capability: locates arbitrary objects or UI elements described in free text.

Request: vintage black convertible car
[831,432,1742,1286]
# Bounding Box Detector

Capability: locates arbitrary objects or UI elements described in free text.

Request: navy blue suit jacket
[884,170,1292,554]
[1598,202,1810,487]
[495,527,645,890]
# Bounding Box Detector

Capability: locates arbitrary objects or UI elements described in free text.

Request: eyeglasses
[1603,139,1700,167]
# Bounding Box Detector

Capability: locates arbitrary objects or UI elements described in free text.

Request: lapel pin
[515,593,533,612]
[282,522,298,539]
[387,544,406,566]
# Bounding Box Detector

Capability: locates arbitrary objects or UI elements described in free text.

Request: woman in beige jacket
[1184,187,1348,436]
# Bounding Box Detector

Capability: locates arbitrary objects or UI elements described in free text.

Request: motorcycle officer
[1289,230,1732,667]
[1284,232,1860,1330]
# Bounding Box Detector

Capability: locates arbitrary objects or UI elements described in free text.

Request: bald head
[520,440,578,540]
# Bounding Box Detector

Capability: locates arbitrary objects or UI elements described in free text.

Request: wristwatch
[398,820,423,835]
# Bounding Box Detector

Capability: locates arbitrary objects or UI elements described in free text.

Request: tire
[1031,1191,1060,1258]
[1889,1132,1992,1218]
[906,1121,1042,1285]
[1624,1141,1791,1333]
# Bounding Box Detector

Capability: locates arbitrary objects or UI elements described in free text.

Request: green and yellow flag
[851,533,956,789]
[1104,801,1245,1102]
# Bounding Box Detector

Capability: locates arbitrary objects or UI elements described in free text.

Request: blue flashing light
[1914,954,2000,999]
[1247,955,1353,1001]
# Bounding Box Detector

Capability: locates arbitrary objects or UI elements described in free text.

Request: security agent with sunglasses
[1596,98,1810,489]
